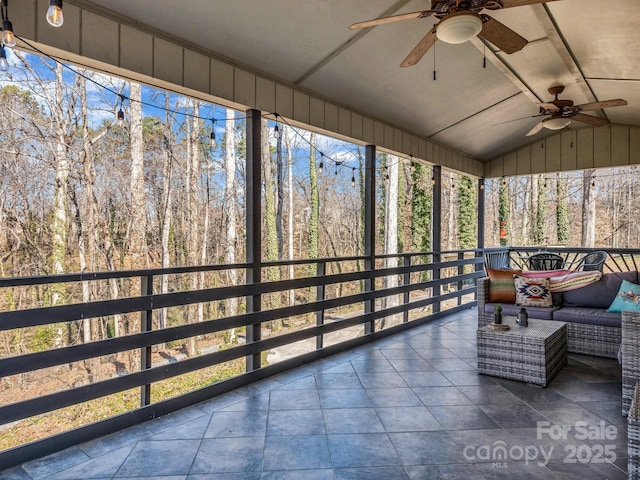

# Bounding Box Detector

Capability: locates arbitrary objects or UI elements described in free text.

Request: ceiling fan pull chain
[433,42,437,81]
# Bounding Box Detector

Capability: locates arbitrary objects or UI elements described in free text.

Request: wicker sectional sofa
[477,270,639,359]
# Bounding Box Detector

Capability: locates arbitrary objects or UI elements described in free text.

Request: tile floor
[2,308,627,479]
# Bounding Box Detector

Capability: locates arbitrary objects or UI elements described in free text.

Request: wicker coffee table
[477,317,567,387]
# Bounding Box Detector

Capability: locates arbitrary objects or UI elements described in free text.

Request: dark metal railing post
[403,255,411,323]
[245,108,263,371]
[457,251,464,306]
[316,261,326,350]
[140,274,153,407]
[432,166,442,314]
[364,144,376,334]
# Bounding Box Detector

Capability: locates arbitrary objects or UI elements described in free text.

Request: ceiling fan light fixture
[543,117,571,130]
[436,12,482,45]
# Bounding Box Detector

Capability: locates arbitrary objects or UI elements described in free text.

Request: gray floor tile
[386,357,435,372]
[458,384,524,405]
[262,470,334,480]
[323,408,385,434]
[315,373,363,389]
[365,387,422,407]
[190,437,264,474]
[46,446,135,480]
[263,435,332,471]
[335,466,410,479]
[376,406,441,432]
[115,440,201,477]
[318,388,372,408]
[350,358,395,373]
[406,464,487,480]
[428,404,499,430]
[388,431,469,465]
[269,388,320,410]
[413,386,474,406]
[479,403,551,429]
[399,370,452,388]
[357,372,408,388]
[22,447,91,480]
[205,410,268,437]
[328,433,402,468]
[267,409,325,435]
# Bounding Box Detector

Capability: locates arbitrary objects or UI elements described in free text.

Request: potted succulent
[494,304,503,325]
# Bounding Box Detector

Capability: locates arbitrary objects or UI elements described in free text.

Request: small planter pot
[494,312,502,324]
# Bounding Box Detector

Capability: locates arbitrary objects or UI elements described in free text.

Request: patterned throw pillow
[607,280,640,313]
[514,276,552,307]
[487,268,523,303]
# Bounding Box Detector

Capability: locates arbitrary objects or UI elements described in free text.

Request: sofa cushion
[514,276,553,307]
[607,280,640,313]
[484,303,559,320]
[552,307,622,328]
[562,271,638,308]
[487,267,522,303]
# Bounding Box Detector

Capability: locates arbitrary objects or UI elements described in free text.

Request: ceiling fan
[349,0,559,67]
[523,85,627,136]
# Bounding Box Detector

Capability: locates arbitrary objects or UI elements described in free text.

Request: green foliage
[534,176,547,244]
[556,174,569,243]
[411,163,431,253]
[498,177,509,246]
[308,133,319,276]
[30,326,56,352]
[457,176,476,249]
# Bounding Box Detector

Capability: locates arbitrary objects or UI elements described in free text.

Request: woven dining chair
[527,252,564,271]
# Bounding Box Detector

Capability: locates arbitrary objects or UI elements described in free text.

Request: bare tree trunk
[51,63,71,309]
[582,169,596,247]
[224,109,238,342]
[284,128,295,307]
[129,82,147,268]
[382,156,400,327]
[159,96,174,333]
[185,101,201,356]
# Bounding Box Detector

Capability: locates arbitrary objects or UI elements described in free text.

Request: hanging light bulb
[351,168,356,188]
[46,0,64,28]
[210,119,216,149]
[318,154,324,174]
[0,44,7,71]
[273,122,279,139]
[431,176,436,186]
[2,19,14,47]
[117,108,124,126]
[0,0,15,47]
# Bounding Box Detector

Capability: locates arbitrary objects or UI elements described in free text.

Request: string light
[1,0,16,47]
[0,44,7,71]
[46,0,64,28]
[431,175,436,185]
[351,168,356,187]
[318,153,324,174]
[210,118,216,149]
[117,94,125,126]
[17,33,370,182]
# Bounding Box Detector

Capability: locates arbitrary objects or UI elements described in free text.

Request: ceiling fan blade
[492,114,544,126]
[538,102,559,111]
[500,0,560,8]
[575,99,628,112]
[400,27,437,67]
[349,10,433,30]
[526,122,544,137]
[480,15,527,54]
[571,113,610,127]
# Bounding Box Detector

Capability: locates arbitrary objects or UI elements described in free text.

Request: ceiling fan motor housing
[436,11,483,44]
